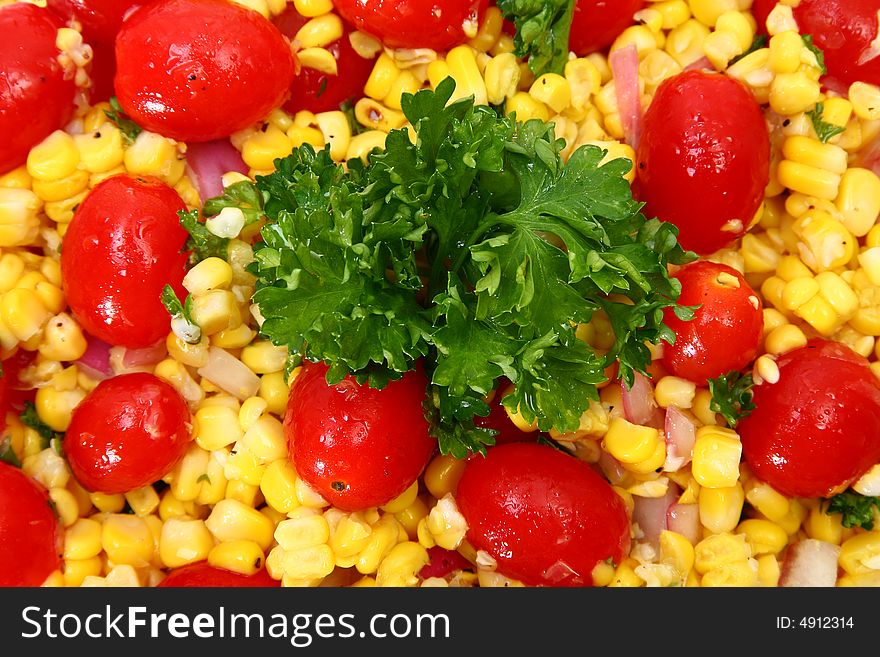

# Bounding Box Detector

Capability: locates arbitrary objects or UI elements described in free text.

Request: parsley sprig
[807,103,845,144]
[497,0,576,76]
[104,96,143,144]
[708,370,756,428]
[221,79,691,455]
[824,491,880,530]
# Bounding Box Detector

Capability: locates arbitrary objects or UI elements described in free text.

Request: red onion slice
[418,546,472,580]
[621,371,663,429]
[663,405,696,472]
[631,482,681,549]
[108,342,168,375]
[779,539,841,587]
[666,503,700,545]
[76,334,113,379]
[610,44,644,150]
[684,56,714,72]
[185,139,249,204]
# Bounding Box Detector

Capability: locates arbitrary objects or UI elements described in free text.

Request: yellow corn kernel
[122,486,160,518]
[292,0,331,17]
[258,370,288,417]
[838,531,880,575]
[735,518,788,556]
[424,453,467,500]
[700,559,758,586]
[781,276,819,311]
[446,45,488,106]
[275,514,330,551]
[159,518,214,568]
[63,557,103,587]
[210,323,256,350]
[529,73,571,114]
[639,49,682,94]
[665,19,710,68]
[49,487,80,528]
[297,46,337,75]
[694,532,751,574]
[610,24,660,58]
[34,386,87,433]
[330,512,373,561]
[506,92,551,123]
[777,159,841,200]
[653,376,696,409]
[1,287,50,341]
[689,0,737,27]
[279,544,335,580]
[286,123,325,149]
[783,136,848,175]
[0,187,41,247]
[205,539,264,576]
[90,491,126,514]
[625,439,667,474]
[691,426,742,488]
[381,481,419,515]
[194,404,243,452]
[744,480,789,522]
[32,169,89,203]
[295,13,343,48]
[763,323,807,356]
[295,476,329,509]
[383,69,421,111]
[468,5,503,52]
[38,313,88,362]
[426,493,468,550]
[395,497,429,540]
[27,130,80,181]
[170,444,210,503]
[775,498,807,535]
[608,560,644,587]
[345,130,387,162]
[224,479,260,508]
[0,165,32,189]
[183,257,234,296]
[375,542,430,587]
[240,341,287,374]
[602,417,662,464]
[45,190,89,225]
[699,483,745,534]
[850,82,880,120]
[259,459,299,514]
[767,30,803,74]
[102,514,155,567]
[190,289,241,335]
[124,131,185,184]
[205,498,275,551]
[769,72,821,116]
[485,53,521,105]
[804,503,845,545]
[660,529,696,576]
[314,110,351,162]
[64,518,103,560]
[816,271,858,317]
[241,125,293,172]
[365,53,400,100]
[836,168,880,237]
[356,515,403,575]
[238,396,267,433]
[239,415,286,464]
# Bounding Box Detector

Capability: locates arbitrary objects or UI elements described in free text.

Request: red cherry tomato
[636,70,770,255]
[568,0,646,55]
[0,350,38,432]
[417,546,473,580]
[273,5,375,114]
[60,174,189,348]
[46,0,142,102]
[0,3,77,175]
[158,562,280,587]
[456,442,630,587]
[473,385,539,446]
[753,0,880,88]
[661,261,763,383]
[63,372,192,493]
[284,361,436,511]
[333,0,489,51]
[114,0,295,141]
[0,462,62,586]
[740,339,880,499]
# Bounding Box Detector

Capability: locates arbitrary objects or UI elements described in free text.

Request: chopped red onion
[76,334,113,379]
[610,44,643,150]
[621,371,664,429]
[632,482,681,548]
[666,503,700,545]
[185,139,249,204]
[663,405,696,472]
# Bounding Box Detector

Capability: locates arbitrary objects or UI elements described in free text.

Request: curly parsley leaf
[807,103,846,144]
[245,77,691,452]
[730,34,767,66]
[824,491,880,530]
[104,96,143,144]
[202,180,266,225]
[498,0,575,76]
[20,401,58,448]
[801,35,827,75]
[160,284,201,344]
[0,434,21,467]
[179,209,230,265]
[708,371,756,428]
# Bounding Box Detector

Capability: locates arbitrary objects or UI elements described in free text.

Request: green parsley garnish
[0,434,21,468]
[730,34,767,66]
[216,78,692,455]
[202,180,266,226]
[801,35,827,76]
[179,209,230,265]
[708,371,756,428]
[160,284,201,344]
[103,96,143,144]
[807,103,846,144]
[498,0,575,76]
[824,491,880,530]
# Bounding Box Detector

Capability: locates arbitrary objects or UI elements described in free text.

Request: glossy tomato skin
[64,372,192,494]
[274,5,375,114]
[636,70,770,255]
[46,0,142,102]
[0,4,77,175]
[333,0,489,51]
[114,0,294,141]
[753,0,880,87]
[61,175,189,348]
[569,0,646,55]
[473,390,539,446]
[661,261,763,383]
[158,562,280,587]
[456,442,630,587]
[740,340,880,499]
[284,361,436,511]
[0,462,62,586]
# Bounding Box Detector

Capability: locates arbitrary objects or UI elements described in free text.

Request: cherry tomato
[568,0,646,56]
[273,5,375,114]
[636,70,770,255]
[63,372,192,493]
[740,339,880,499]
[661,261,763,383]
[0,3,77,175]
[114,0,295,142]
[0,462,62,586]
[473,384,539,446]
[333,0,489,51]
[284,361,436,511]
[417,546,473,581]
[0,350,38,432]
[456,442,630,587]
[158,562,280,587]
[46,0,142,102]
[753,0,880,88]
[60,175,189,348]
